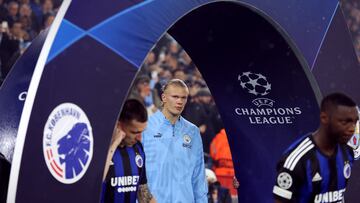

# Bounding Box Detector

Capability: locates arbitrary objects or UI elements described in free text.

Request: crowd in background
[341,0,360,61]
[0,0,359,85]
[1,1,360,202]
[0,0,61,84]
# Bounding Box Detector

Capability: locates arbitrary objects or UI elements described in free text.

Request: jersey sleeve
[273,154,305,202]
[139,162,147,185]
[192,127,208,203]
[137,142,148,185]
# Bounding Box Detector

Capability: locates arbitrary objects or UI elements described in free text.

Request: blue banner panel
[311,6,360,202]
[0,29,48,162]
[169,2,321,202]
[15,36,137,202]
[64,0,145,30]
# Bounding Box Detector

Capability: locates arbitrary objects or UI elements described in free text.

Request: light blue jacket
[142,110,208,203]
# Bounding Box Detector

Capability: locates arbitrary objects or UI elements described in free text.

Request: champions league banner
[168,3,321,202]
[0,29,49,162]
[3,0,359,202]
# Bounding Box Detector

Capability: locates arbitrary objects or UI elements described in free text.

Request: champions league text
[234,107,302,124]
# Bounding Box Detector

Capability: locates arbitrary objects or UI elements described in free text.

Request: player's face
[120,119,147,147]
[328,105,359,144]
[162,85,189,117]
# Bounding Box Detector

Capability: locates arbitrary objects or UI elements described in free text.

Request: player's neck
[313,129,337,156]
[162,109,179,124]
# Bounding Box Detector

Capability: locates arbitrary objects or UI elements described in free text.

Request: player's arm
[273,154,304,203]
[192,128,208,203]
[137,143,156,203]
[103,123,126,181]
[137,184,156,203]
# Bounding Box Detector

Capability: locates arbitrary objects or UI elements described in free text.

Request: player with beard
[273,92,359,203]
[102,99,156,203]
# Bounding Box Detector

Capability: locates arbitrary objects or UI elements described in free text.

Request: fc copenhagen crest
[344,162,351,179]
[135,154,143,168]
[43,103,93,184]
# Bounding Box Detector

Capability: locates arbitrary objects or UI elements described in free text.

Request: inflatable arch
[0,0,359,202]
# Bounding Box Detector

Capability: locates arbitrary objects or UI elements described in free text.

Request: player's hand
[199,125,206,134]
[111,123,126,148]
[233,176,240,189]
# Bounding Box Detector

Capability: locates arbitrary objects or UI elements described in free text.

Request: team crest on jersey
[135,154,143,168]
[344,162,351,179]
[183,135,192,148]
[43,103,93,184]
[277,172,292,189]
[183,135,191,144]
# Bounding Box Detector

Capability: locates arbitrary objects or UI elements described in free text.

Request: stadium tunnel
[155,1,321,202]
[2,0,360,202]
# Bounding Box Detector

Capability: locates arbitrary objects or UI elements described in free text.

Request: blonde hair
[162,79,188,93]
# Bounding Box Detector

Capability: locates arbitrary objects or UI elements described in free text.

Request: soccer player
[102,99,156,203]
[273,92,359,203]
[142,79,208,202]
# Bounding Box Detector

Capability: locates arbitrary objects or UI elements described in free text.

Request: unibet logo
[111,175,140,194]
[314,189,345,203]
[111,176,140,187]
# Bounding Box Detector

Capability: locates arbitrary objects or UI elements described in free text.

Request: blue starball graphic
[57,123,90,179]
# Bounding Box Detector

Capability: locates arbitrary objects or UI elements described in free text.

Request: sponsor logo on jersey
[154,132,162,138]
[235,71,303,125]
[135,154,143,168]
[43,103,93,184]
[277,172,292,189]
[312,172,322,182]
[111,175,139,193]
[314,189,345,203]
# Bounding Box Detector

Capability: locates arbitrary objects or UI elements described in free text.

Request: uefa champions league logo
[43,103,93,184]
[235,71,302,124]
[238,71,274,108]
[238,71,271,96]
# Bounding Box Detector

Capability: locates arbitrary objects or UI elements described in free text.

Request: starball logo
[235,71,302,124]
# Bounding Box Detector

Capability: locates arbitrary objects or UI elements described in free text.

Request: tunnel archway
[4,0,359,202]
[165,1,321,202]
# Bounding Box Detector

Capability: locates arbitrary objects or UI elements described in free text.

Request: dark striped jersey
[273,134,354,203]
[101,142,147,203]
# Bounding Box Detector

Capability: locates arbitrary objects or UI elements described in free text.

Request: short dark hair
[320,92,357,112]
[119,99,147,123]
[134,75,150,86]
